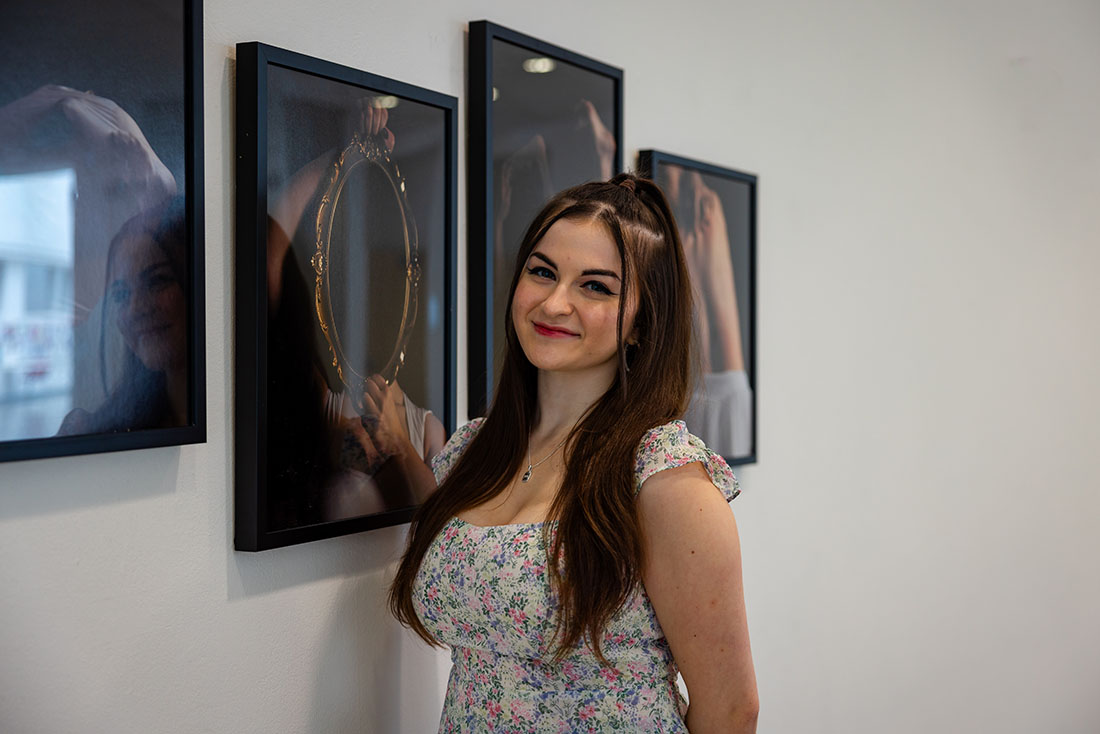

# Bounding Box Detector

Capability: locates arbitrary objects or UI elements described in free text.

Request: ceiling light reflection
[522,57,556,74]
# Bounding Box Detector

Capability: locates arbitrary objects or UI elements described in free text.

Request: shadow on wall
[227,519,449,730]
[228,518,409,598]
[309,575,447,733]
[0,446,179,518]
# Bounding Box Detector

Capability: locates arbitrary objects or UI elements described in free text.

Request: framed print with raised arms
[468,20,623,414]
[0,0,205,463]
[235,42,457,550]
[640,150,757,465]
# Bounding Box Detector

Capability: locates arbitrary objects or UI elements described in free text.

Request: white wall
[2,1,1098,732]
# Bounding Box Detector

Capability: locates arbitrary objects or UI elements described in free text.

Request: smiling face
[107,230,187,373]
[510,217,637,381]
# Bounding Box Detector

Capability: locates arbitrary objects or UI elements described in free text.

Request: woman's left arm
[638,461,758,733]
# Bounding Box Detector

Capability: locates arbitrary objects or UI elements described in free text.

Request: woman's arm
[422,412,446,467]
[638,461,758,733]
[685,174,745,374]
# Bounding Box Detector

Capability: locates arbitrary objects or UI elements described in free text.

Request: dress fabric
[411,418,740,733]
[403,397,433,460]
[684,368,754,459]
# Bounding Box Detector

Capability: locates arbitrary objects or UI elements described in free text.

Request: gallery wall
[2,1,1098,732]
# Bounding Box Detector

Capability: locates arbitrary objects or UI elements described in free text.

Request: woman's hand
[356,374,408,462]
[337,412,387,476]
[358,376,440,505]
[575,99,616,180]
[356,97,395,151]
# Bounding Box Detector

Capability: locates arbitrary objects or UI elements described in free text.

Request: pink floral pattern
[412,419,739,732]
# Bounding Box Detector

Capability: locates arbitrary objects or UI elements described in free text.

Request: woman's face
[107,230,187,372]
[511,217,636,379]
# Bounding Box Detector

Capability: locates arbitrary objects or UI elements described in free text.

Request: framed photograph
[0,0,205,463]
[468,20,623,414]
[639,150,757,465]
[235,42,457,550]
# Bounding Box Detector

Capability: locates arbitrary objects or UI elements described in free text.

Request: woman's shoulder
[429,416,485,483]
[634,419,740,502]
[56,408,93,437]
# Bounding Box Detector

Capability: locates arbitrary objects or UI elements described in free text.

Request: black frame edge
[233,42,459,551]
[466,20,625,416]
[638,149,758,467]
[0,0,207,464]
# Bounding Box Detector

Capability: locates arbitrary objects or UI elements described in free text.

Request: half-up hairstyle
[390,173,696,664]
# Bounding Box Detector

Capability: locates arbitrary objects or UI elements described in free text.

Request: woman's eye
[526,266,554,280]
[583,281,615,296]
[146,272,174,291]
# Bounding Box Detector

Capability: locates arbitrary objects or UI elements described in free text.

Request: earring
[625,340,639,372]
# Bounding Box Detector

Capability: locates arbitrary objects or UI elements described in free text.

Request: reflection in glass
[59,198,190,436]
[490,37,617,377]
[263,64,448,530]
[317,136,418,390]
[0,0,197,458]
[658,163,754,460]
[0,169,76,440]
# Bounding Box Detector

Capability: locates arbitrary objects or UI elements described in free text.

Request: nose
[541,282,574,316]
[130,284,157,318]
[118,284,156,329]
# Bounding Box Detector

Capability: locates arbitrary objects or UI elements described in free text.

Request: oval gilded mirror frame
[311,131,421,396]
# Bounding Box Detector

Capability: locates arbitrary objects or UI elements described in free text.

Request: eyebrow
[110,261,172,286]
[530,251,621,281]
[141,262,171,278]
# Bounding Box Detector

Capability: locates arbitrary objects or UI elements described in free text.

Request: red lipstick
[533,322,577,337]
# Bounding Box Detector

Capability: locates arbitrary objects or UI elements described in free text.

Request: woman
[389,174,757,732]
[58,198,188,435]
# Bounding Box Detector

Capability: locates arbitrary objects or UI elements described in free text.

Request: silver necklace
[521,434,569,483]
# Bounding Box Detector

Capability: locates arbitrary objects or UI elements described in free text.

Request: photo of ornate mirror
[312,131,421,398]
[235,42,457,550]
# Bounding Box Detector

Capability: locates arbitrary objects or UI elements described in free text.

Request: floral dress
[411,418,740,733]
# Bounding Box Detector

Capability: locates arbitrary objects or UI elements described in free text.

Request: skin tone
[459,216,636,526]
[107,230,188,424]
[359,374,441,505]
[664,166,745,374]
[323,375,443,519]
[639,462,759,732]
[268,103,393,310]
[387,378,447,465]
[577,100,616,181]
[456,215,758,731]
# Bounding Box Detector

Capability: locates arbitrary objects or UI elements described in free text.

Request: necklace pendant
[521,466,533,483]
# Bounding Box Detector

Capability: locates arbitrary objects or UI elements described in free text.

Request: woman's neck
[532,364,615,439]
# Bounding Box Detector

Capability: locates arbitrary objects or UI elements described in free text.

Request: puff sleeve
[634,420,741,501]
[429,417,485,484]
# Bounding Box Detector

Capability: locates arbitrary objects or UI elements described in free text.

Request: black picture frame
[0,0,206,463]
[467,20,624,415]
[639,150,758,466]
[235,42,458,551]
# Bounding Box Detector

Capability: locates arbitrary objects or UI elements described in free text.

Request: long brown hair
[389,173,696,663]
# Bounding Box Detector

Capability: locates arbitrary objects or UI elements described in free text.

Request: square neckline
[450,515,554,530]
